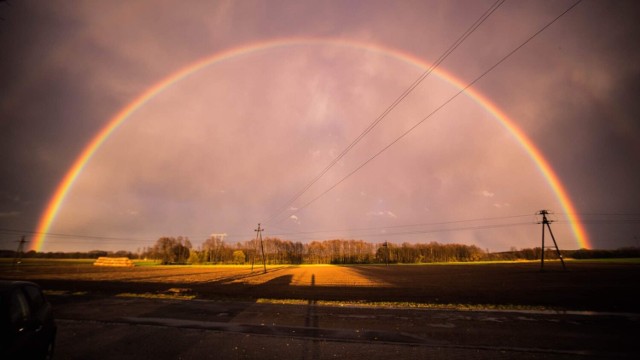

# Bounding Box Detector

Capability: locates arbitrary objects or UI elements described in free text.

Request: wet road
[50,295,638,359]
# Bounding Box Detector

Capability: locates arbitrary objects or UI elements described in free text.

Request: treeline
[135,237,640,264]
[142,237,487,264]
[0,249,136,259]
[3,239,639,264]
[489,247,640,261]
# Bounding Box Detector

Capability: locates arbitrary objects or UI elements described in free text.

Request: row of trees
[108,238,640,264]
[133,238,640,264]
[140,237,488,265]
[379,242,485,263]
[147,236,192,264]
[0,249,137,259]
[489,246,640,261]
[5,238,639,264]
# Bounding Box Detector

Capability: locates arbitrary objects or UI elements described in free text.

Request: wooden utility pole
[255,223,267,274]
[538,210,566,271]
[250,233,257,271]
[13,236,26,270]
[382,241,389,266]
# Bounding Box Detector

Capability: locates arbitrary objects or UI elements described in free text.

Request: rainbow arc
[32,38,590,251]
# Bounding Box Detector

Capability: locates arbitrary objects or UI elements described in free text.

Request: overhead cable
[264,0,506,224]
[280,0,584,221]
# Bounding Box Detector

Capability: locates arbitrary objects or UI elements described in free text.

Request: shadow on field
[255,274,294,287]
[6,262,640,312]
[86,265,291,283]
[204,266,290,285]
[302,274,320,360]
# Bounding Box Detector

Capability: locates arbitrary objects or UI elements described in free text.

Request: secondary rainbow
[32,38,591,251]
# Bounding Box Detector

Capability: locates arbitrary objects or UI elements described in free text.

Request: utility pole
[538,210,566,271]
[250,232,257,271]
[255,223,267,274]
[13,236,26,270]
[382,241,389,266]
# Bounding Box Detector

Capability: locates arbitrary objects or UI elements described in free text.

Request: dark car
[0,280,57,359]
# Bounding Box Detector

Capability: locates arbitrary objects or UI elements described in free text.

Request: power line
[271,221,537,242]
[566,213,640,216]
[556,220,640,225]
[0,228,157,243]
[278,0,584,221]
[0,213,532,246]
[13,208,625,246]
[548,212,640,225]
[9,211,630,249]
[264,0,506,224]
[268,213,533,237]
[21,213,640,244]
[0,220,535,248]
[6,209,625,248]
[557,213,640,220]
[0,227,258,246]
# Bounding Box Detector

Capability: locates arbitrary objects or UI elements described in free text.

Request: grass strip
[255,298,556,312]
[116,292,196,300]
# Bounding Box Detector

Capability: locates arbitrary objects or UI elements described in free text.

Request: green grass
[116,292,196,300]
[566,257,640,264]
[0,258,95,267]
[131,260,162,267]
[255,298,556,312]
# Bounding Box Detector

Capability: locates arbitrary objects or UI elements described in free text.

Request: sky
[1,0,639,253]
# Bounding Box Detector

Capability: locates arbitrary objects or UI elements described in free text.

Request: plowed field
[2,259,639,312]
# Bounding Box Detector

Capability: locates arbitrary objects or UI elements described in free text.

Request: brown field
[2,259,639,312]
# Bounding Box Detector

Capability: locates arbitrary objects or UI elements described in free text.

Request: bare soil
[2,260,639,312]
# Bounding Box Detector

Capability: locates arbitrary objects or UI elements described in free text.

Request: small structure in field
[93,257,134,267]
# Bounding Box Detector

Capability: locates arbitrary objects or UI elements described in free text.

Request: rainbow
[32,38,590,251]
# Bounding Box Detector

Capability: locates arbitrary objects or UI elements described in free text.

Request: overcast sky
[1,0,639,253]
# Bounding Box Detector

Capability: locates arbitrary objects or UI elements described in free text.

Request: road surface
[50,294,638,359]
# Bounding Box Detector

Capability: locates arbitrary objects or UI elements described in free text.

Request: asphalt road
[50,295,638,360]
